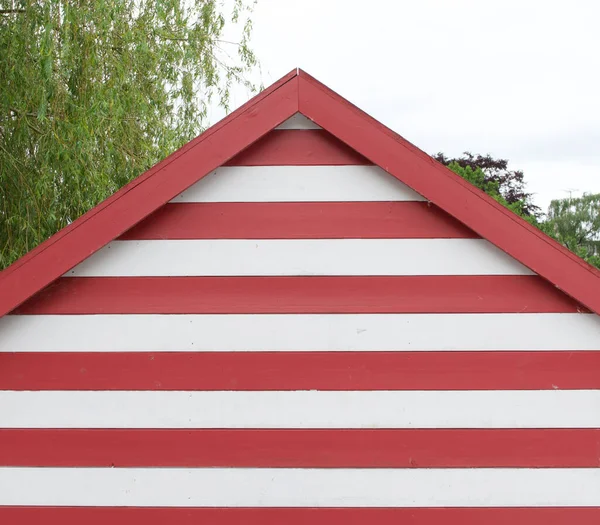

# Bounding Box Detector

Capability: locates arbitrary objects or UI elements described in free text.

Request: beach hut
[1,69,600,523]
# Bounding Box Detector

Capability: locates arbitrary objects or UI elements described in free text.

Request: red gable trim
[0,71,299,317]
[1,67,600,316]
[297,70,600,315]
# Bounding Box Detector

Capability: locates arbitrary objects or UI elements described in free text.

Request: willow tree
[0,0,257,268]
[543,193,600,268]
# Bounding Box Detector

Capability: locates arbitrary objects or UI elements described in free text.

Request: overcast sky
[218,0,600,211]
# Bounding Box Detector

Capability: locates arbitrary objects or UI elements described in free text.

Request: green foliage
[542,193,600,268]
[434,151,540,219]
[0,0,258,269]
[446,161,600,269]
[446,162,540,226]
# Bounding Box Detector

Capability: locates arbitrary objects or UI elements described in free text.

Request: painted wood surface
[225,129,370,165]
[3,428,599,467]
[2,507,600,525]
[63,239,532,276]
[14,275,580,314]
[120,202,477,240]
[2,467,600,506]
[1,390,599,428]
[2,313,599,352]
[3,351,600,391]
[170,166,425,202]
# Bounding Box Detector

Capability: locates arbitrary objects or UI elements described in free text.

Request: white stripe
[1,468,599,507]
[64,239,532,277]
[1,390,599,428]
[2,313,599,352]
[275,113,321,129]
[171,166,424,202]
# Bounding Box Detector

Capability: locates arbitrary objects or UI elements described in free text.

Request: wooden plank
[15,275,579,315]
[2,428,598,467]
[3,351,600,391]
[63,239,532,277]
[1,467,600,506]
[170,165,425,202]
[2,313,599,352]
[224,130,371,166]
[1,390,600,428]
[2,507,600,525]
[119,202,477,240]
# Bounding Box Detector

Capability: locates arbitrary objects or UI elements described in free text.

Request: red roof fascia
[0,70,299,317]
[297,70,600,315]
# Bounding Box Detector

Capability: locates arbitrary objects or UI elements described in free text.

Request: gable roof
[1,68,600,317]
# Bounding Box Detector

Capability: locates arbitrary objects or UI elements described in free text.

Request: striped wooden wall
[1,113,600,523]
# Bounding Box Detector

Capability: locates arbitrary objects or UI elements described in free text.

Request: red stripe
[1,507,599,524]
[119,202,477,240]
[2,351,600,391]
[1,429,599,468]
[224,129,371,165]
[14,275,582,314]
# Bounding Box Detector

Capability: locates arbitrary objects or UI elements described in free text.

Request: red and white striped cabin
[1,69,600,524]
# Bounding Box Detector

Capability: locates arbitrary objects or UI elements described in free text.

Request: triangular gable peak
[1,68,600,317]
[5,114,595,325]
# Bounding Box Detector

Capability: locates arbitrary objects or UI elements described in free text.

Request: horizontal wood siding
[225,129,371,166]
[2,112,600,518]
[62,239,532,276]
[13,276,581,314]
[1,390,600,428]
[2,507,600,525]
[170,166,426,202]
[2,428,599,467]
[2,313,599,352]
[2,468,600,506]
[3,351,600,391]
[120,202,478,240]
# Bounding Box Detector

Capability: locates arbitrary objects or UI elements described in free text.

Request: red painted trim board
[14,276,583,315]
[1,507,599,524]
[119,202,478,240]
[2,351,599,391]
[1,429,598,468]
[224,129,372,165]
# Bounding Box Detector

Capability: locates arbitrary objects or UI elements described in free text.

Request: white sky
[218,0,600,212]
